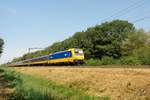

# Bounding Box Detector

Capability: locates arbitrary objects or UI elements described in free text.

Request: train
[10,48,85,66]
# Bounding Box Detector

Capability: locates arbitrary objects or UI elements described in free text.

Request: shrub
[133,46,150,64]
[117,56,140,65]
[85,59,102,66]
[101,56,116,65]
[86,57,117,65]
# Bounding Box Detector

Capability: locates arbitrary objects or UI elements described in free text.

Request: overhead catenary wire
[110,0,149,19]
[100,0,149,23]
[132,14,150,23]
[96,0,150,32]
[126,10,150,22]
[131,13,150,31]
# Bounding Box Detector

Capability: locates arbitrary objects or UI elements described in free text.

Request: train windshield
[74,49,84,55]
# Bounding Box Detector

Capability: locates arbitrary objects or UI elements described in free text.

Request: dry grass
[12,66,150,100]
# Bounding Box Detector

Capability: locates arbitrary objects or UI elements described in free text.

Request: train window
[74,49,83,55]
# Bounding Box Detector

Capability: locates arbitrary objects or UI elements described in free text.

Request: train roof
[23,55,49,61]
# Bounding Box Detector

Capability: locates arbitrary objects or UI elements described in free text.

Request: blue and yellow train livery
[11,48,84,66]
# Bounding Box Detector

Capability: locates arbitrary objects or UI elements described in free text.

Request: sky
[0,0,150,64]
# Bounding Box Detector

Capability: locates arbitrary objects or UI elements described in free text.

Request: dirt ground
[0,76,13,100]
[13,66,150,100]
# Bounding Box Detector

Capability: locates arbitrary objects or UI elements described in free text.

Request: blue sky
[0,0,150,63]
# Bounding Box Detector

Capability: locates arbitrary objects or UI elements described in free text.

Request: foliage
[133,46,150,64]
[101,56,116,65]
[121,29,149,55]
[86,57,116,66]
[85,59,102,66]
[117,56,140,65]
[0,38,4,57]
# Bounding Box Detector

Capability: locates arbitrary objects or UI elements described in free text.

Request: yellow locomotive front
[69,48,85,64]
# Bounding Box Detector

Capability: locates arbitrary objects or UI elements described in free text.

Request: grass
[0,66,109,100]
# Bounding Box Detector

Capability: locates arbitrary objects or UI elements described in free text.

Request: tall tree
[121,29,149,55]
[0,38,4,57]
[85,20,135,58]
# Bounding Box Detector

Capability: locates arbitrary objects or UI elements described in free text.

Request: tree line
[12,20,150,65]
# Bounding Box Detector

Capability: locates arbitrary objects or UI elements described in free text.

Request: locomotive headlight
[78,50,83,54]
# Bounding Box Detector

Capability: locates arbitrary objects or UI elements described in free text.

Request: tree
[121,29,149,55]
[85,20,135,59]
[0,38,4,57]
[133,46,150,64]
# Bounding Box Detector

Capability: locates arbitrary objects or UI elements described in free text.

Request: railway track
[11,65,150,68]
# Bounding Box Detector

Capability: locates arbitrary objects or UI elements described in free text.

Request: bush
[85,56,142,65]
[85,59,102,66]
[133,46,150,64]
[86,57,117,65]
[117,56,140,65]
[101,56,116,65]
